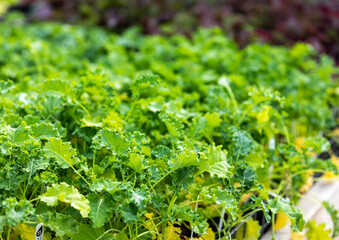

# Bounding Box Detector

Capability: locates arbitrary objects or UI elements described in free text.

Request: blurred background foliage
[0,0,18,15]
[2,0,339,63]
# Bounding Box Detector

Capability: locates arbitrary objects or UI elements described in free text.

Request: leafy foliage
[44,138,78,168]
[7,1,339,63]
[0,17,337,239]
[323,201,339,238]
[306,220,332,240]
[40,182,90,217]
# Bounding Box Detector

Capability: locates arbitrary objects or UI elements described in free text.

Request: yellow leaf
[321,156,339,182]
[291,230,305,240]
[274,211,290,230]
[144,213,157,239]
[201,227,215,240]
[144,222,157,240]
[235,223,245,240]
[164,222,181,240]
[306,220,332,240]
[182,237,202,240]
[0,0,18,16]
[145,212,154,219]
[44,232,52,240]
[235,219,261,240]
[19,224,51,240]
[240,193,252,205]
[322,171,339,182]
[144,222,153,230]
[300,171,314,194]
[295,137,304,150]
[257,106,270,124]
[245,219,261,240]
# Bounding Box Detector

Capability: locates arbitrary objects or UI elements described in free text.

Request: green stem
[137,221,163,239]
[125,98,139,121]
[135,222,138,238]
[272,213,276,240]
[23,168,33,198]
[75,100,91,116]
[238,103,256,125]
[209,217,222,239]
[145,216,162,223]
[231,208,261,228]
[275,180,287,195]
[282,122,290,144]
[225,210,232,236]
[273,165,289,173]
[128,225,133,239]
[24,221,39,224]
[203,133,213,144]
[222,76,238,109]
[125,172,136,182]
[291,169,327,178]
[83,140,86,154]
[151,169,175,189]
[93,152,96,168]
[60,204,69,213]
[167,195,177,215]
[6,228,10,240]
[114,215,122,229]
[147,182,157,194]
[92,152,96,180]
[29,198,40,203]
[48,145,91,187]
[182,199,204,206]
[162,222,166,240]
[18,184,25,199]
[29,184,42,201]
[237,99,267,126]
[96,228,121,240]
[147,217,161,237]
[71,166,92,187]
[33,53,43,81]
[238,205,255,217]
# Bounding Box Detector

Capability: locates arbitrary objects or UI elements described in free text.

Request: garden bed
[0,17,338,239]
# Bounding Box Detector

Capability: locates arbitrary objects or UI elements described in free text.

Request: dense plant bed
[0,16,338,239]
[4,0,339,62]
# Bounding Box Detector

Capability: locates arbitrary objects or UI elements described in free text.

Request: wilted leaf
[165,222,181,240]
